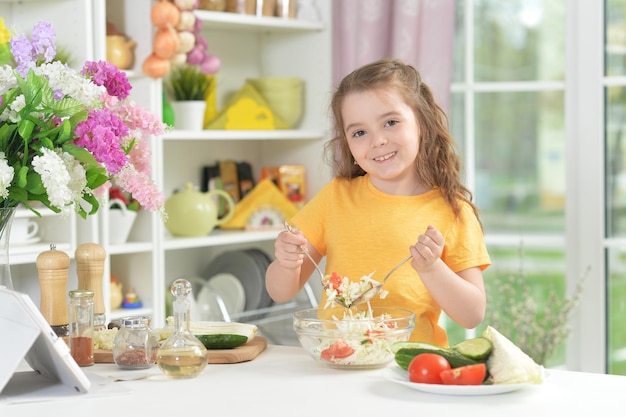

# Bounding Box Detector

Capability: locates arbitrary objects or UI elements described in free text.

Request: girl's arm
[265,230,321,303]
[409,225,487,328]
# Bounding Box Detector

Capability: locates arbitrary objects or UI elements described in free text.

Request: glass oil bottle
[157,278,207,378]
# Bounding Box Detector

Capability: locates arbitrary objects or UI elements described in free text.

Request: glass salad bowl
[293,307,415,369]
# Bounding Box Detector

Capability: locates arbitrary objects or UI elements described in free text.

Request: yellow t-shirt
[290,175,491,347]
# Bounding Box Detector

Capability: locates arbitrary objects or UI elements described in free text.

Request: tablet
[0,287,91,394]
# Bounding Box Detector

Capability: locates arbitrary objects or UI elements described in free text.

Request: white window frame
[453,0,607,372]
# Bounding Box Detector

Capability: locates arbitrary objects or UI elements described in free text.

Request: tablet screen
[0,287,91,394]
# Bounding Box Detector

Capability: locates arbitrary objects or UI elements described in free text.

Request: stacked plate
[197,248,273,320]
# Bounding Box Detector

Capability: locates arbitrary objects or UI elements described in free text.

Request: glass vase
[0,207,17,289]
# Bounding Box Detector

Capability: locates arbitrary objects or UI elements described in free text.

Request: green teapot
[164,183,236,237]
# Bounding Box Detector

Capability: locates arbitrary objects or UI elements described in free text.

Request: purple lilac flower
[10,34,34,78]
[10,21,56,78]
[74,108,129,174]
[30,21,56,63]
[82,60,131,99]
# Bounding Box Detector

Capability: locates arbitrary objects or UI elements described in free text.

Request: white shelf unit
[2,0,332,332]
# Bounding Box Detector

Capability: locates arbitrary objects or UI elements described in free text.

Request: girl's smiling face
[341,88,422,195]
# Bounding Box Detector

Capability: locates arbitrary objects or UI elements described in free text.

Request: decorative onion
[170,53,188,66]
[176,11,196,31]
[177,31,196,54]
[151,0,181,29]
[174,0,196,10]
[153,28,180,59]
[200,54,221,75]
[142,53,171,79]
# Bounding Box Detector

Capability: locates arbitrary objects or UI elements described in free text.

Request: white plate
[196,273,246,320]
[204,250,270,311]
[208,273,246,314]
[383,366,532,396]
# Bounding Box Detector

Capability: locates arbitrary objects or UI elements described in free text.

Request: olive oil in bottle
[157,279,207,378]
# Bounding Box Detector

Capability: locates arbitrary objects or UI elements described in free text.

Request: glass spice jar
[112,316,159,369]
[68,289,95,367]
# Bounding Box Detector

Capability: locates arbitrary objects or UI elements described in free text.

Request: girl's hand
[410,225,444,270]
[274,227,308,270]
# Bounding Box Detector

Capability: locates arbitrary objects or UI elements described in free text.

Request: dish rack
[207,281,317,344]
[207,281,318,324]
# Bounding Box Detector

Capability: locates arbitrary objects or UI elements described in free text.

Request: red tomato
[365,329,384,343]
[320,339,355,362]
[408,353,451,384]
[328,272,343,292]
[440,363,487,385]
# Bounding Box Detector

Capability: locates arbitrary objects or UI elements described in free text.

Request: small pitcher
[164,183,236,237]
[106,35,137,70]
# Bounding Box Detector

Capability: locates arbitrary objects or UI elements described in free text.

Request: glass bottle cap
[69,289,94,298]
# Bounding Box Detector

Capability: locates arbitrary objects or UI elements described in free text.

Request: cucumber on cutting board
[160,318,258,349]
[191,321,258,349]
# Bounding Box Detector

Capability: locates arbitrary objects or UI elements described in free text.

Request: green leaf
[57,119,73,143]
[61,143,100,167]
[85,167,108,189]
[17,119,35,140]
[25,172,46,194]
[15,70,44,109]
[42,90,85,118]
[16,166,29,188]
[81,193,99,216]
[0,123,17,150]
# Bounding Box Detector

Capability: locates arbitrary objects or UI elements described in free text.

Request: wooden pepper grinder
[37,244,70,341]
[75,243,107,330]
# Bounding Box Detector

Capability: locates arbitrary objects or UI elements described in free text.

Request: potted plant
[164,64,214,130]
[484,258,587,366]
[108,186,139,244]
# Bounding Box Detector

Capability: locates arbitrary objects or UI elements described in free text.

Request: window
[449,1,611,372]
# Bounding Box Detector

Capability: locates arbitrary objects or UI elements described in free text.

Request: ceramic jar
[106,35,137,70]
[164,183,236,237]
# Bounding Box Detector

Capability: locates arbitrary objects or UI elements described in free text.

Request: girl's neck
[368,175,430,196]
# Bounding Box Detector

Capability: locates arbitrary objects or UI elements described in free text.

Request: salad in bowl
[293,306,415,369]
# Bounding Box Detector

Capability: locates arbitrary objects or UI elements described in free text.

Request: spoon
[283,222,353,309]
[349,254,412,307]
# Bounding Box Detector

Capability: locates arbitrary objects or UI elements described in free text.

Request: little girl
[265,58,491,346]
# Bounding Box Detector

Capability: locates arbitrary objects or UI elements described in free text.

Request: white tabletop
[1,344,623,416]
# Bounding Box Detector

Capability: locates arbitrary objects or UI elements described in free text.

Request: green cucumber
[392,342,481,370]
[195,333,248,349]
[452,337,493,360]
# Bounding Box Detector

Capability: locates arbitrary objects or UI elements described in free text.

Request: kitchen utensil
[283,222,325,280]
[283,222,353,309]
[349,254,412,307]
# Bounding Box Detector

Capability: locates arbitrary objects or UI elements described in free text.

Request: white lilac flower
[0,152,14,199]
[36,61,104,107]
[32,147,73,209]
[0,65,17,95]
[59,151,88,202]
[7,94,26,123]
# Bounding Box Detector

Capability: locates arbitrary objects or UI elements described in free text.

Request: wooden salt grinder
[75,243,107,330]
[37,244,70,340]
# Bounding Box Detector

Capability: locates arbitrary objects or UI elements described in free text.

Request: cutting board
[94,336,268,365]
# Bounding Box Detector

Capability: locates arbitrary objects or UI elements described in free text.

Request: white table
[1,344,623,416]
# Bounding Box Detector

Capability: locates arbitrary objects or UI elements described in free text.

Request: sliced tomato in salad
[440,363,487,385]
[320,339,355,362]
[364,329,385,343]
[327,272,343,292]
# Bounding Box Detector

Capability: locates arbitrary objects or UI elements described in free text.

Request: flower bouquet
[0,20,165,218]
